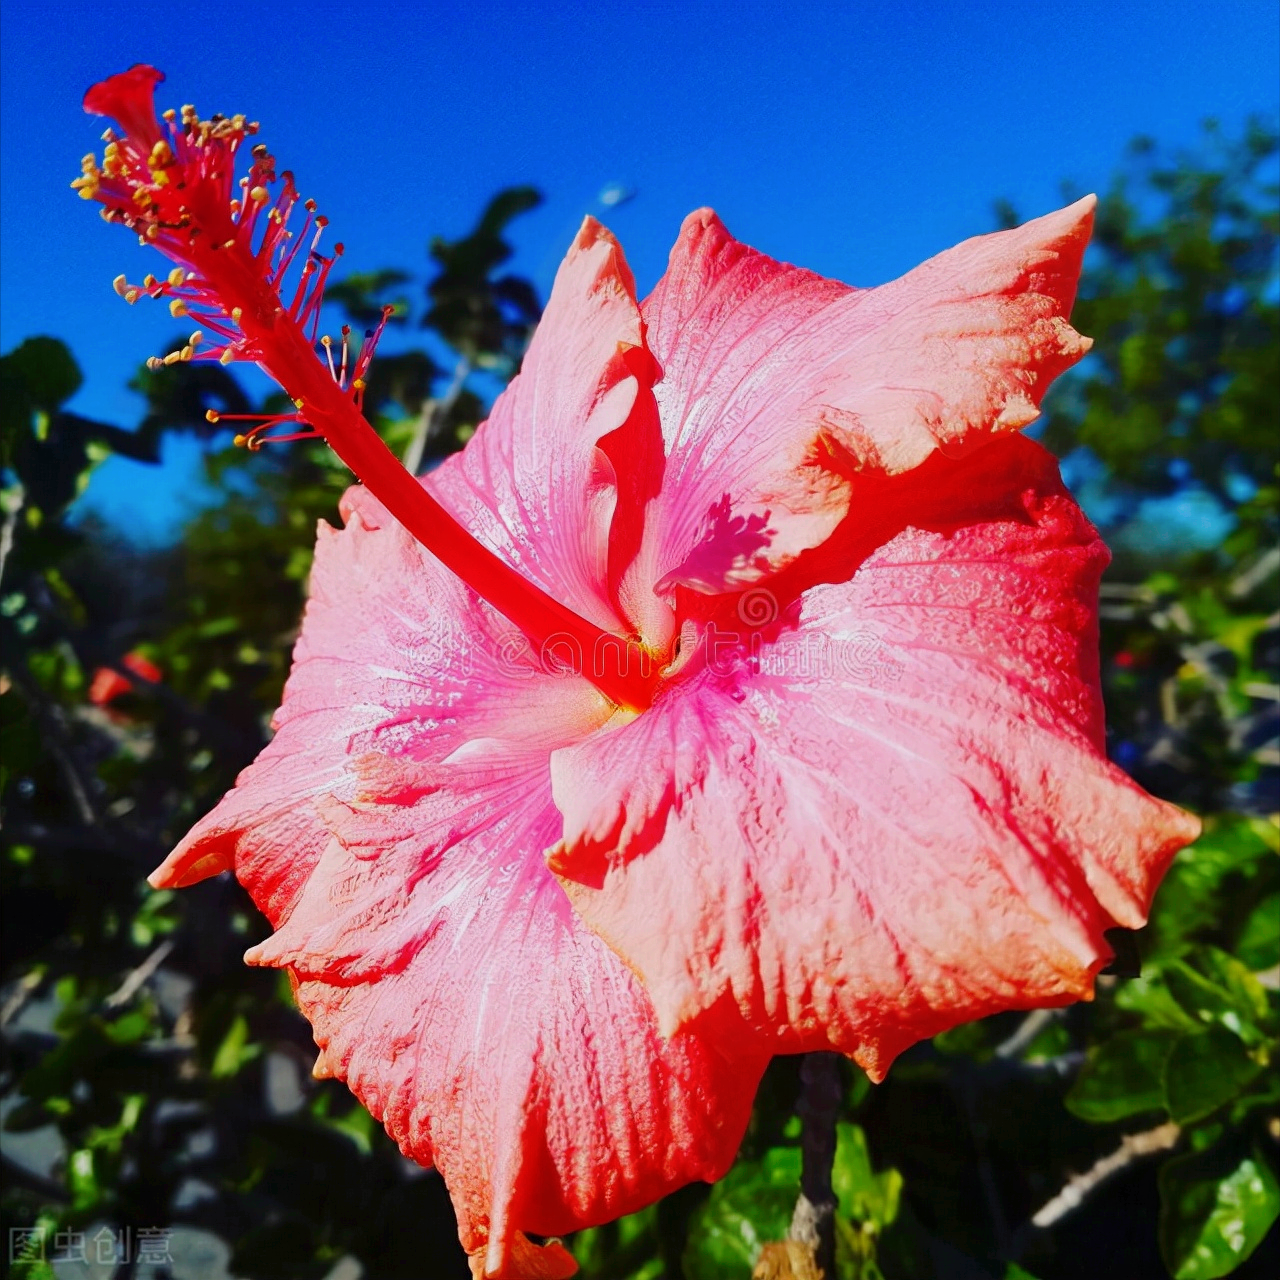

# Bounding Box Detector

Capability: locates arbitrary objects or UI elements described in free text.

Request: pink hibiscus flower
[78,66,1199,1278]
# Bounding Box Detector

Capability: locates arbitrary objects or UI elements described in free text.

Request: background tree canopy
[2,122,1277,1280]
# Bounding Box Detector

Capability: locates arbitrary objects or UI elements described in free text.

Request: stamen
[205,408,320,450]
[76,64,661,712]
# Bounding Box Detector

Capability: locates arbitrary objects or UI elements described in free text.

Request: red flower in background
[79,66,1199,1278]
[87,649,162,708]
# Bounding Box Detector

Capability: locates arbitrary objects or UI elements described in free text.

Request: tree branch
[1030,1122,1181,1229]
[789,1052,842,1278]
[402,356,470,475]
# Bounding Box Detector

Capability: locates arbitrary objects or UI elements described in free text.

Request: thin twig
[0,484,23,587]
[1030,1122,1181,1229]
[2,654,100,825]
[995,1008,1061,1060]
[105,939,175,1008]
[402,356,470,475]
[0,969,44,1028]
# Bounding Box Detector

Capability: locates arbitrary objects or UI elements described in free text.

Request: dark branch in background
[790,1051,842,1277]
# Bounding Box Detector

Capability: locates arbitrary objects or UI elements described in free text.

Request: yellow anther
[168,268,186,287]
[143,274,157,288]
[163,108,177,122]
[112,275,129,297]
[163,350,182,366]
[230,307,243,322]
[169,298,188,317]
[292,398,305,410]
[249,185,269,205]
[189,331,203,348]
[219,349,235,365]
[206,410,221,423]
[124,288,141,304]
[146,356,164,370]
[352,378,366,391]
[232,432,248,447]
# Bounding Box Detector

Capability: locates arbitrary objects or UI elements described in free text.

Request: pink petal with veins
[155,486,764,1278]
[619,199,1095,640]
[551,436,1199,1078]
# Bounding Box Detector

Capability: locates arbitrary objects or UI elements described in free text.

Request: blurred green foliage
[2,122,1277,1280]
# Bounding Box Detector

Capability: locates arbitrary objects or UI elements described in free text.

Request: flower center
[76,65,659,713]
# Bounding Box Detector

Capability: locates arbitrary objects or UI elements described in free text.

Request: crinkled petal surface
[156,199,1200,1275]
[154,486,766,1278]
[618,199,1095,645]
[551,436,1200,1078]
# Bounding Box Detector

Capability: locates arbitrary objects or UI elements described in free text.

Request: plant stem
[791,1051,842,1278]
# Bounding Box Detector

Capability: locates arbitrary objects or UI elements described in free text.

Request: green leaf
[833,1122,901,1229]
[683,1146,801,1279]
[210,1013,261,1079]
[571,1204,659,1276]
[67,1146,99,1211]
[1065,1030,1179,1122]
[1166,950,1271,1045]
[1115,975,1204,1033]
[1159,1143,1280,1279]
[1235,894,1280,970]
[1164,1027,1265,1124]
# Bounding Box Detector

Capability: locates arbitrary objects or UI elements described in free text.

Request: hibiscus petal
[624,199,1095,619]
[289,782,761,1277]
[427,217,659,634]
[551,437,1199,1078]
[155,488,764,1276]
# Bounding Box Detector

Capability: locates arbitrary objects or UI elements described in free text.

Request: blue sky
[2,0,1277,538]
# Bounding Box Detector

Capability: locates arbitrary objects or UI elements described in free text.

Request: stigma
[75,65,663,713]
[74,65,344,380]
